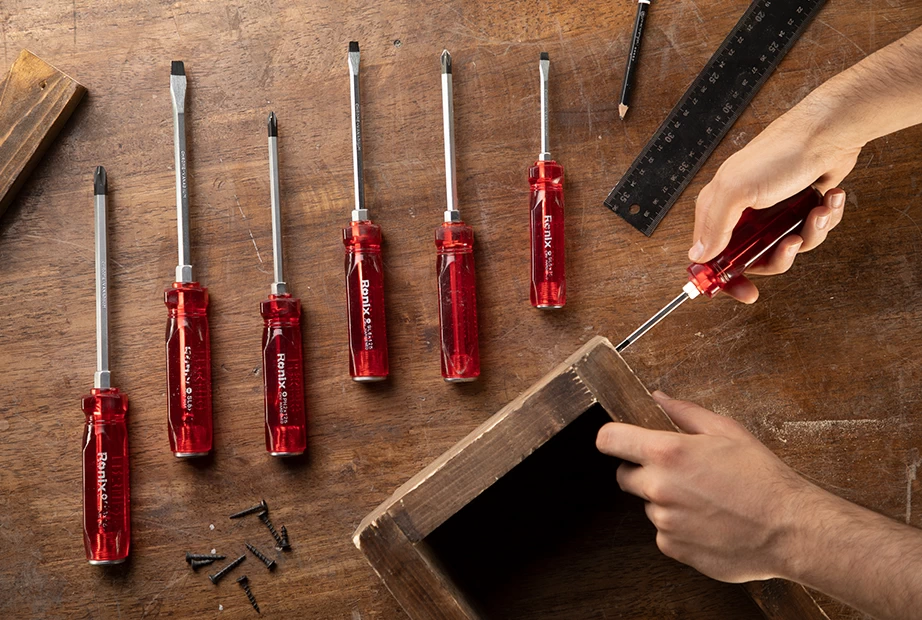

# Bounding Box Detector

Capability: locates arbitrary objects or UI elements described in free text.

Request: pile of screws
[185,499,293,614]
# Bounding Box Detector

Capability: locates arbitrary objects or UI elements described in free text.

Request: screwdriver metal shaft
[441,50,460,221]
[170,62,192,283]
[268,113,287,296]
[94,168,111,389]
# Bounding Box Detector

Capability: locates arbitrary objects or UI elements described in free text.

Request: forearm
[781,485,922,620]
[794,25,922,150]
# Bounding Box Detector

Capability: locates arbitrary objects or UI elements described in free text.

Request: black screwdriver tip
[268,112,278,137]
[171,60,185,76]
[540,52,549,61]
[94,166,107,195]
[349,41,359,53]
[440,49,451,74]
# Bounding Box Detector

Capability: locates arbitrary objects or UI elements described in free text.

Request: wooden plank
[354,511,481,620]
[0,50,86,217]
[358,337,607,542]
[577,339,831,620]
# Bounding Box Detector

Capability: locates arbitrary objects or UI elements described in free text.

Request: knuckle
[650,437,683,466]
[655,532,681,561]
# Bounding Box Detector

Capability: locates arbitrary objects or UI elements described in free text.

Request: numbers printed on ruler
[604,0,826,236]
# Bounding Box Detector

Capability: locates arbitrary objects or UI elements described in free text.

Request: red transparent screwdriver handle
[343,221,389,380]
[164,282,213,455]
[82,388,130,564]
[687,187,823,297]
[529,160,566,308]
[261,294,307,456]
[435,222,480,381]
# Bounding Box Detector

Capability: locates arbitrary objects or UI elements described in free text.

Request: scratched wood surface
[0,1,919,618]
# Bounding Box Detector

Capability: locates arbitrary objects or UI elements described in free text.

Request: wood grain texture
[0,0,920,618]
[0,49,85,216]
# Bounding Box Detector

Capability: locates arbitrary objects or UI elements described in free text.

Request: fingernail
[831,192,846,209]
[652,390,672,401]
[816,214,829,230]
[688,241,704,262]
[788,240,803,255]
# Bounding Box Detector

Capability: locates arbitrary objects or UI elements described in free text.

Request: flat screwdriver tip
[94,166,107,195]
[618,103,629,120]
[540,51,549,61]
[268,112,278,137]
[349,41,359,53]
[440,49,451,74]
[171,60,185,76]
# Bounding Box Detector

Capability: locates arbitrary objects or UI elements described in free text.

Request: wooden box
[354,337,830,619]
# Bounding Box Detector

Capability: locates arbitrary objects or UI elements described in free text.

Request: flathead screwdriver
[261,112,307,456]
[436,50,480,382]
[529,52,566,309]
[82,166,130,565]
[165,61,213,457]
[616,187,822,352]
[343,41,389,381]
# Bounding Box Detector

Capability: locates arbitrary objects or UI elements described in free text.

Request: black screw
[190,558,218,569]
[208,554,246,585]
[245,542,276,570]
[230,499,269,519]
[186,552,225,563]
[237,575,260,614]
[279,525,291,550]
[258,511,285,549]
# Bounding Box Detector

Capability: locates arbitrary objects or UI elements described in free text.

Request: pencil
[619,0,651,120]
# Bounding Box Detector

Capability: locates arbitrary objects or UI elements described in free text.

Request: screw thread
[237,576,260,613]
[209,554,246,584]
[279,525,291,550]
[191,558,217,569]
[186,552,225,563]
[258,511,285,549]
[245,542,276,570]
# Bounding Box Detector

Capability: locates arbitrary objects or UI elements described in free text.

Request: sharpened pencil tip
[349,41,359,53]
[171,60,185,76]
[94,166,107,195]
[440,50,451,74]
[540,52,549,61]
[268,112,278,137]
[619,103,629,120]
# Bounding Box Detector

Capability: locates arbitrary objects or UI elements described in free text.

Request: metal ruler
[604,0,826,236]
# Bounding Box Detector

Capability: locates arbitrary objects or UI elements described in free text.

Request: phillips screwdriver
[165,61,213,457]
[261,112,306,456]
[436,50,480,382]
[529,52,566,309]
[343,41,389,382]
[616,187,822,352]
[82,166,130,565]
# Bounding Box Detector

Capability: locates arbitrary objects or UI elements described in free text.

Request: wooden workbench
[1,1,919,618]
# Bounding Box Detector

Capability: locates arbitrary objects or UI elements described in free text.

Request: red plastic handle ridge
[82,387,130,564]
[343,221,389,380]
[261,294,307,456]
[164,282,213,456]
[435,221,480,381]
[529,160,566,308]
[687,187,822,298]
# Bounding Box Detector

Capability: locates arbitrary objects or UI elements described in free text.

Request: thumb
[652,391,734,436]
[690,180,751,263]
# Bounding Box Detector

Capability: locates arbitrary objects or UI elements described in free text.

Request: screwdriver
[343,41,389,382]
[82,167,130,565]
[436,50,480,382]
[165,61,213,457]
[616,187,822,352]
[529,52,567,309]
[261,112,306,456]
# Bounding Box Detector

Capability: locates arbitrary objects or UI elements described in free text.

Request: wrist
[767,474,836,582]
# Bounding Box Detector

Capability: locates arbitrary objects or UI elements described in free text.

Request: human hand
[690,101,857,303]
[595,391,818,583]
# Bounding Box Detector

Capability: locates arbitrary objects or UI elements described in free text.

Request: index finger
[596,422,678,465]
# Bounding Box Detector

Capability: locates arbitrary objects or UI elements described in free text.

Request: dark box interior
[425,405,763,619]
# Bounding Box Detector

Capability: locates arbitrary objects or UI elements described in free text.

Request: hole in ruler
[629,204,641,215]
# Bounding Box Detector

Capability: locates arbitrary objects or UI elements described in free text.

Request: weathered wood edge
[354,511,481,620]
[0,49,87,216]
[578,341,831,620]
[353,336,610,545]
